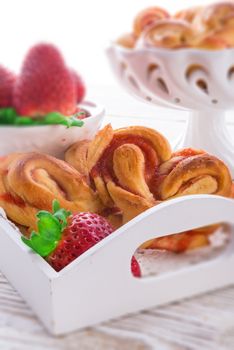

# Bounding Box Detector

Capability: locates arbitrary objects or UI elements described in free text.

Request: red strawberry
[0,66,16,108]
[70,70,86,103]
[48,213,141,275]
[22,201,141,276]
[47,212,114,271]
[131,256,141,278]
[13,43,77,117]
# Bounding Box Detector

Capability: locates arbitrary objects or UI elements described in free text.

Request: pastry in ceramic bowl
[133,7,170,37]
[202,15,234,47]
[174,6,204,26]
[116,6,169,48]
[196,1,234,32]
[116,1,234,50]
[137,19,196,49]
[116,33,137,49]
[0,43,104,158]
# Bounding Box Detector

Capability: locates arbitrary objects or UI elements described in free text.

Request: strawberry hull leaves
[52,200,71,230]
[22,212,61,257]
[43,112,84,128]
[22,200,142,276]
[21,200,71,257]
[0,108,84,127]
[0,108,17,124]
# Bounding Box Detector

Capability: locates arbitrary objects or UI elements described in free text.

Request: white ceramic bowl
[0,101,104,158]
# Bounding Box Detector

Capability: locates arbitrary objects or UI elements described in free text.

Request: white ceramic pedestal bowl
[0,101,104,159]
[107,45,234,177]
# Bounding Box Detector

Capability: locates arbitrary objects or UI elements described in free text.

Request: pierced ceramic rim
[111,43,234,56]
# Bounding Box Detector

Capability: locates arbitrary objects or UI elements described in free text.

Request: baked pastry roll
[153,148,232,200]
[0,154,38,230]
[138,19,195,49]
[197,1,234,32]
[66,129,232,251]
[194,34,230,49]
[206,15,234,46]
[144,148,232,252]
[133,7,170,37]
[116,33,137,49]
[174,6,204,25]
[0,152,102,229]
[65,140,90,182]
[66,124,172,224]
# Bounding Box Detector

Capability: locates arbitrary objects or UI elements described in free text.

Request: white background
[1,0,215,85]
[1,0,232,120]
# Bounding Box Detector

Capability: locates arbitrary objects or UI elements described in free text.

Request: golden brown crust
[0,152,103,229]
[87,124,114,172]
[7,152,102,213]
[116,33,137,48]
[193,33,230,49]
[208,24,234,46]
[154,152,232,200]
[116,2,234,50]
[139,19,196,48]
[133,6,170,37]
[114,126,172,163]
[174,6,204,25]
[141,231,210,252]
[65,140,90,180]
[113,144,154,201]
[141,222,225,252]
[0,154,38,229]
[197,1,234,31]
[66,125,171,224]
[145,149,232,252]
[107,181,157,223]
[65,127,232,249]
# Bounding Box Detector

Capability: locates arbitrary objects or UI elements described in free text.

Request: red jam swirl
[0,193,26,207]
[91,134,159,194]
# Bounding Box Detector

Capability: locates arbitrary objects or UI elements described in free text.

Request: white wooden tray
[0,195,233,335]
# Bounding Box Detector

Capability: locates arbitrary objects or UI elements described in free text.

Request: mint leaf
[21,200,72,257]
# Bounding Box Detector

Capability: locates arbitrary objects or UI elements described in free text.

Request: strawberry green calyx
[21,200,71,257]
[43,112,84,128]
[0,108,84,128]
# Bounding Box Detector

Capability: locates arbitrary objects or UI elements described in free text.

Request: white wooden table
[1,86,234,349]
